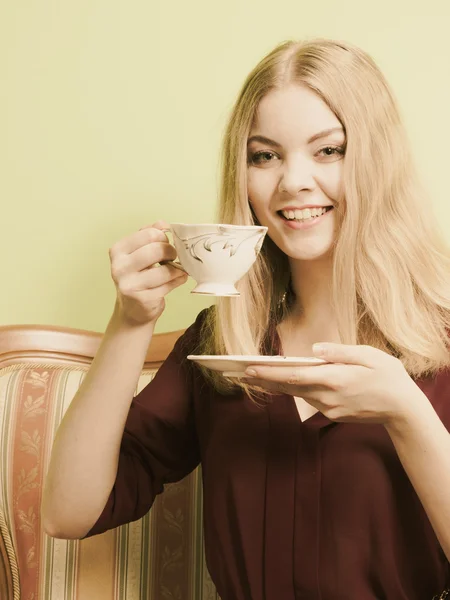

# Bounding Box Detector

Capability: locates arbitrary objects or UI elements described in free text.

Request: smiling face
[247,84,346,263]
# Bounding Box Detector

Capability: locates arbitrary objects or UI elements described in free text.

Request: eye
[316,145,345,159]
[248,150,280,166]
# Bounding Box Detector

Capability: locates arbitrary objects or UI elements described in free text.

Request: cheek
[247,169,276,205]
[318,164,343,201]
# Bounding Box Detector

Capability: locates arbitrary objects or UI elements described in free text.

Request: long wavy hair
[194,37,450,399]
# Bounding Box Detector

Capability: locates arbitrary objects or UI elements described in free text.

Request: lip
[279,204,333,211]
[278,206,334,230]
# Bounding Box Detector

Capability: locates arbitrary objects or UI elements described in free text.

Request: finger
[130,242,177,272]
[312,342,382,367]
[240,377,322,397]
[243,364,340,386]
[150,271,189,296]
[112,242,177,280]
[118,269,187,300]
[239,378,295,395]
[112,227,169,257]
[160,260,187,273]
[149,220,171,232]
[126,264,187,291]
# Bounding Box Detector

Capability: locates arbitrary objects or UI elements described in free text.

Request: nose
[278,155,315,196]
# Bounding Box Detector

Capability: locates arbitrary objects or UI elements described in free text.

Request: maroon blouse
[84,308,450,599]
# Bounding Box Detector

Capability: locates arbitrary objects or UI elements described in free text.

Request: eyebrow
[247,127,345,147]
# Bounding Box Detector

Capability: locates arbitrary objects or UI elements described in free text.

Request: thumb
[312,342,378,367]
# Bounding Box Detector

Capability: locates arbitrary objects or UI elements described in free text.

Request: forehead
[252,84,342,139]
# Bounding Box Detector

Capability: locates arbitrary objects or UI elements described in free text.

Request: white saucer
[187,354,327,377]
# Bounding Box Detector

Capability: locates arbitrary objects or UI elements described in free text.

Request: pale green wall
[1,1,449,333]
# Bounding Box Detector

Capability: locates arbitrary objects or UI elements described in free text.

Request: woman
[42,38,450,599]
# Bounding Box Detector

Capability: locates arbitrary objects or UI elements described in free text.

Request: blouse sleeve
[82,308,208,538]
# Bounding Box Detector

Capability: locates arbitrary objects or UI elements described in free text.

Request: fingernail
[245,368,257,376]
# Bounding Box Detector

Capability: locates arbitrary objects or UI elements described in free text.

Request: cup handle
[162,260,188,273]
[159,228,188,273]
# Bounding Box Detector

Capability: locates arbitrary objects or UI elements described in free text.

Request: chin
[287,249,334,262]
[267,233,335,261]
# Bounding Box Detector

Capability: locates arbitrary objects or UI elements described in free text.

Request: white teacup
[169,223,268,296]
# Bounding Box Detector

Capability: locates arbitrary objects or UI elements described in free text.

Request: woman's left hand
[238,343,427,425]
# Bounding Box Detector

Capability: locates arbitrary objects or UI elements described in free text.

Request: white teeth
[281,207,328,221]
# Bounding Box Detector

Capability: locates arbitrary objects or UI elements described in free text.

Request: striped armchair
[0,324,219,600]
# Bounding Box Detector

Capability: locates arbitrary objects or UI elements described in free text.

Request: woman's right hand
[109,220,188,325]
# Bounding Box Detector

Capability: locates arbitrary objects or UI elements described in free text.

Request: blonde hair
[195,37,450,399]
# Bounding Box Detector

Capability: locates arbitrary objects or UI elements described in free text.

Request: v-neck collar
[264,320,334,430]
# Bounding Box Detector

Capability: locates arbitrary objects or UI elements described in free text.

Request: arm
[240,340,450,560]
[385,395,450,562]
[81,312,203,540]
[42,223,190,539]
[42,305,155,539]
[42,305,203,540]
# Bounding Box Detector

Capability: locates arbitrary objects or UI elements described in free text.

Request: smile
[277,206,334,230]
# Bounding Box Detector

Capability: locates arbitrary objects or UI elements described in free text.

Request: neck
[286,257,339,339]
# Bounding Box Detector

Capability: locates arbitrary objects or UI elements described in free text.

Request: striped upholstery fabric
[0,364,220,600]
